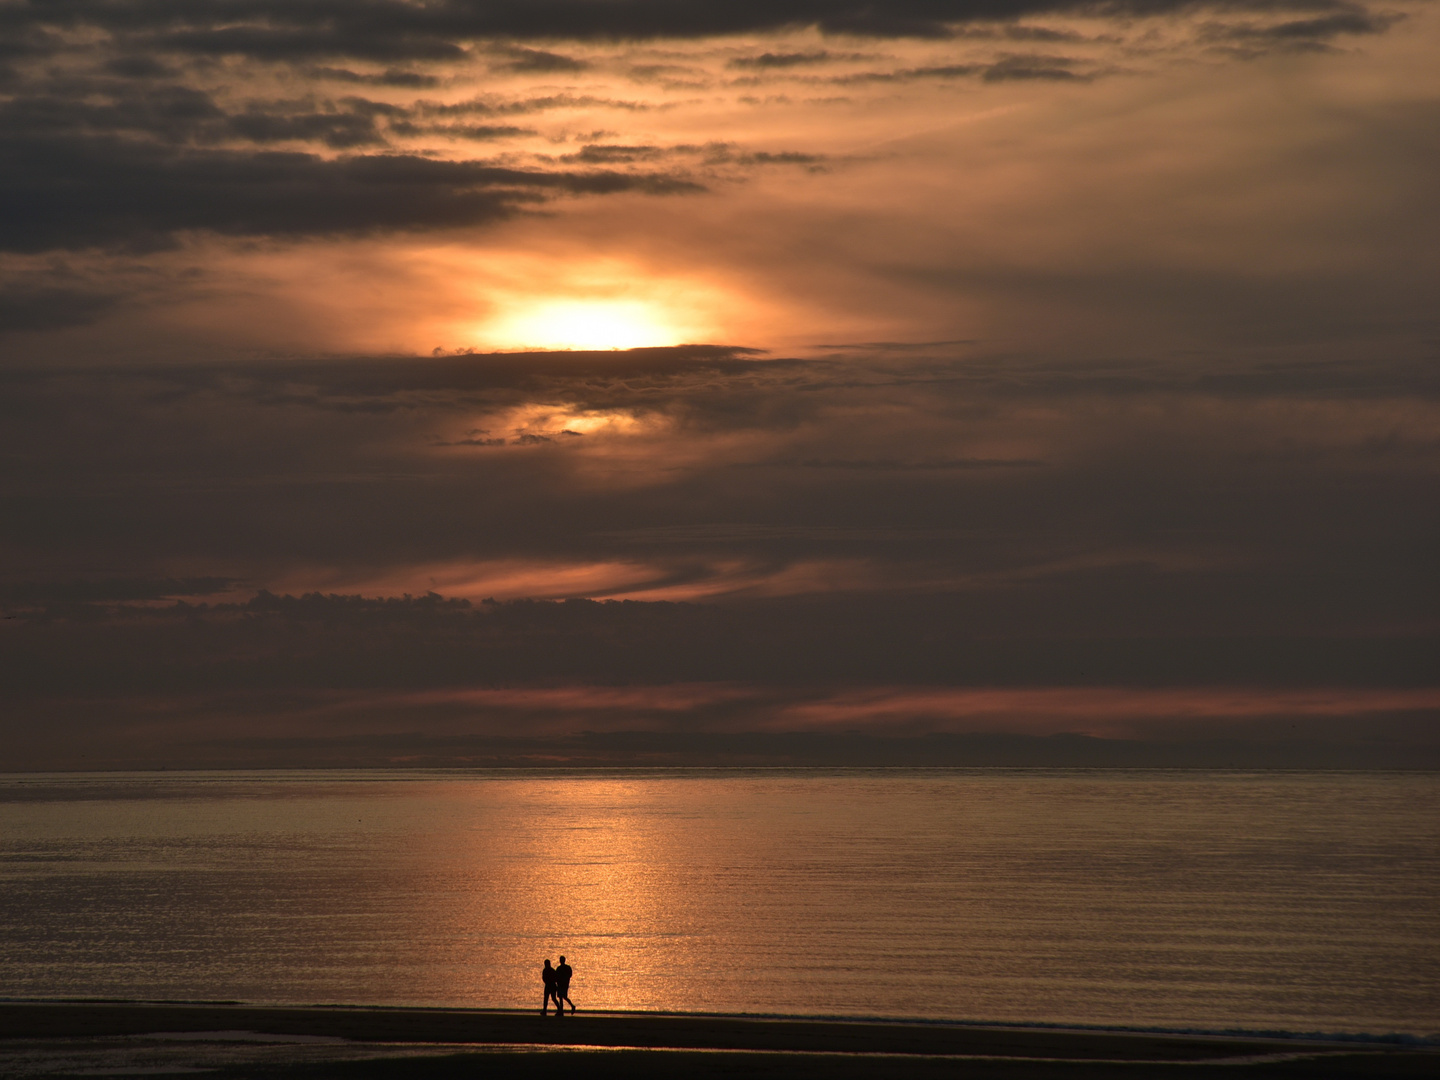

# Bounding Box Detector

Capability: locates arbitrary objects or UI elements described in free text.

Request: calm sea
[1,770,1436,1035]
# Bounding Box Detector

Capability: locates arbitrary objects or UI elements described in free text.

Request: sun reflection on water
[437,778,725,1012]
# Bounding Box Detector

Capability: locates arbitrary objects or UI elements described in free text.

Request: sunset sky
[1,0,1436,768]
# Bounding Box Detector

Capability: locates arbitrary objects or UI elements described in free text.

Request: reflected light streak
[435,779,719,1012]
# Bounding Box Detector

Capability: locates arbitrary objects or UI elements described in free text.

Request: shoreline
[2,1000,1435,1078]
[2,998,1433,1047]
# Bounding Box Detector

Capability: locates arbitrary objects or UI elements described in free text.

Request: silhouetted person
[555,955,575,1014]
[541,958,559,1016]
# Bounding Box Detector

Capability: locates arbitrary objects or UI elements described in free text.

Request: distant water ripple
[1,770,1435,1035]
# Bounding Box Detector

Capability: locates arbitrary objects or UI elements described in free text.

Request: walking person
[555,955,575,1015]
[541,958,559,1016]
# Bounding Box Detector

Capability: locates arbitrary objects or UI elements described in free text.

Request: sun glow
[489,299,688,350]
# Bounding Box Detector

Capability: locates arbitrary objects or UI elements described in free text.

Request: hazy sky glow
[1,0,1436,768]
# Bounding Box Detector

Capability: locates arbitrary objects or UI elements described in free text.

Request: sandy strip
[0,1002,1431,1078]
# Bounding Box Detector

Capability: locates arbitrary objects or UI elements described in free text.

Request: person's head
[544,959,552,967]
[559,956,565,964]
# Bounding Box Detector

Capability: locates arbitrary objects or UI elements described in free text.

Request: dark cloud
[786,457,1046,470]
[559,142,828,167]
[225,107,388,148]
[500,93,655,114]
[148,25,469,63]
[835,63,978,83]
[416,93,656,117]
[0,27,62,62]
[835,54,1093,83]
[0,1,1401,66]
[727,149,827,166]
[1,577,237,606]
[1000,24,1086,41]
[6,344,1424,420]
[489,45,590,73]
[102,54,180,79]
[3,589,1435,694]
[9,715,1438,771]
[402,122,537,140]
[0,341,1433,767]
[309,67,442,87]
[215,345,767,400]
[0,284,121,332]
[1,347,1433,598]
[729,51,839,69]
[981,54,1091,81]
[0,81,227,141]
[565,143,665,163]
[0,76,543,152]
[1203,8,1404,52]
[1261,9,1403,37]
[0,139,703,252]
[1,590,1434,769]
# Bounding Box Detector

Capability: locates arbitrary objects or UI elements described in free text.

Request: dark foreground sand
[0,1002,1433,1079]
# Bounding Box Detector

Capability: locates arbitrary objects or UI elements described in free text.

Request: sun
[488,299,687,350]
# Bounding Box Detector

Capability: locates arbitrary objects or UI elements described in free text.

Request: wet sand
[0,1001,1433,1078]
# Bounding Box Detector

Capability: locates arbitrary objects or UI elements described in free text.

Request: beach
[1,1002,1434,1078]
[5,772,1436,1076]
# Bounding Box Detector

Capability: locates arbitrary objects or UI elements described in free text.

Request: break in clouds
[1,0,1436,768]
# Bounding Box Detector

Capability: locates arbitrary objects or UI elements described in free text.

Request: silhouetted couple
[541,956,575,1016]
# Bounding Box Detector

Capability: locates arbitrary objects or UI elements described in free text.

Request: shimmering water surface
[1,770,1436,1034]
